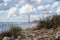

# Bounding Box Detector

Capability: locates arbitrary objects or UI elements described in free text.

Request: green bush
[1,25,22,39]
[36,15,60,29]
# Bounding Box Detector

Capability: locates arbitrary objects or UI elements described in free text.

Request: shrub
[36,15,60,29]
[1,25,22,39]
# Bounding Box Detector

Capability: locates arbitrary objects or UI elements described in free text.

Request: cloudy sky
[0,0,60,22]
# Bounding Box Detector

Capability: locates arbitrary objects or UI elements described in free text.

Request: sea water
[0,22,37,33]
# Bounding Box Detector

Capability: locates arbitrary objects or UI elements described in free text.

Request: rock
[15,39,19,40]
[2,37,11,40]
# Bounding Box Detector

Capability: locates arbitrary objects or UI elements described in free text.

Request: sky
[0,0,60,22]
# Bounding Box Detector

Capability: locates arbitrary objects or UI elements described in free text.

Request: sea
[0,22,37,33]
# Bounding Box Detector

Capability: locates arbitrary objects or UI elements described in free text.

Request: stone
[2,37,11,40]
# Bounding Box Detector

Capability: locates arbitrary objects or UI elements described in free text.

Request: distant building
[32,20,40,23]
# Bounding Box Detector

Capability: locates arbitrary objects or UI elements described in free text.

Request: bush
[1,25,22,39]
[36,15,60,29]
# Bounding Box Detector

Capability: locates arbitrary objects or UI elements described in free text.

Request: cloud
[0,0,11,7]
[14,0,25,7]
[33,0,42,4]
[0,2,8,7]
[3,0,11,2]
[29,0,43,5]
[30,15,39,21]
[37,4,50,11]
[19,3,52,14]
[0,16,28,22]
[46,0,55,2]
[19,0,25,4]
[6,1,23,17]
[56,6,60,15]
[36,4,54,14]
[15,0,25,6]
[52,1,60,9]
[55,0,60,1]
[0,10,4,14]
[37,5,46,11]
[7,7,17,17]
[19,4,35,14]
[0,0,60,22]
[4,2,8,6]
[45,0,60,2]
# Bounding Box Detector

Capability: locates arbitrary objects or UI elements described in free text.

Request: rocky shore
[2,27,60,40]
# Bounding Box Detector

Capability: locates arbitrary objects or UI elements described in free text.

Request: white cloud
[46,0,55,2]
[19,4,34,14]
[0,10,4,14]
[56,6,60,15]
[37,4,50,11]
[37,5,46,11]
[35,0,42,3]
[30,0,43,4]
[7,7,17,17]
[19,0,25,4]
[3,2,8,6]
[49,11,53,13]
[0,0,11,7]
[0,3,8,7]
[3,0,11,2]
[52,2,60,9]
[30,15,39,21]
[14,0,25,8]
[45,4,50,8]
[0,3,3,6]
[0,0,60,22]
[0,16,28,22]
[36,4,54,14]
[44,14,48,18]
[15,0,25,6]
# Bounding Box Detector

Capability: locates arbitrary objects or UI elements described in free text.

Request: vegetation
[0,15,60,40]
[1,25,22,39]
[36,15,60,29]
